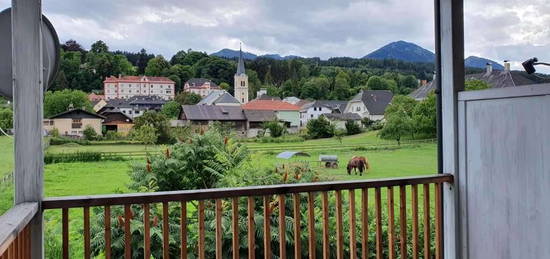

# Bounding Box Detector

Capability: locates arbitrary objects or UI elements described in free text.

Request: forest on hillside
[50,39,484,100]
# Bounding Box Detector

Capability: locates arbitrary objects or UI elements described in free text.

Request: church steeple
[234,43,249,104]
[236,44,246,76]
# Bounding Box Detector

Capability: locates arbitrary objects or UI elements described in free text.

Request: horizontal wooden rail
[43,174,452,209]
[0,202,38,258]
[43,174,452,259]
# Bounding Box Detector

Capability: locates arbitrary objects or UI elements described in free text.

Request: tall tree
[145,56,170,76]
[332,71,351,100]
[44,89,93,117]
[90,40,108,53]
[61,39,85,52]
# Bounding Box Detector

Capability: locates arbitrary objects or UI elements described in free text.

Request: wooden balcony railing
[39,174,452,259]
[0,202,38,259]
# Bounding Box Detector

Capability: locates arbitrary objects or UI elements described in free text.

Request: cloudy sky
[1,0,549,72]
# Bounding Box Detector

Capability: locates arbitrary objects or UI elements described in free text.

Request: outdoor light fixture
[522,57,550,74]
[0,8,60,99]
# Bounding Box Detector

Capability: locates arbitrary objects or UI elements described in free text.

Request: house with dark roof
[243,110,277,137]
[197,90,241,106]
[410,62,550,100]
[179,105,247,134]
[98,96,167,119]
[43,108,105,137]
[183,78,221,97]
[300,100,348,127]
[345,90,394,120]
[100,108,134,136]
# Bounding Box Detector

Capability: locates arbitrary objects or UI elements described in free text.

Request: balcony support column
[12,0,44,258]
[436,0,464,258]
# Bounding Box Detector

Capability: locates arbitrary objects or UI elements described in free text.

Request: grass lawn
[0,136,14,178]
[46,143,167,154]
[0,132,439,258]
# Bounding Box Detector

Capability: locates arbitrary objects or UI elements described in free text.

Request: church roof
[198,90,240,105]
[236,47,246,76]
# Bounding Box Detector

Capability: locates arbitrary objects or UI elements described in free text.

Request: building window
[166,90,171,94]
[310,114,313,118]
[43,120,54,126]
[129,110,133,115]
[241,81,245,86]
[356,107,361,112]
[241,98,244,103]
[71,119,82,129]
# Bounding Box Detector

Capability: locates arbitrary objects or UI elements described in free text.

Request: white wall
[300,106,334,127]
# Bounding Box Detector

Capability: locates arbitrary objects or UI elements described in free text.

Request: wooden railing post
[12,0,44,258]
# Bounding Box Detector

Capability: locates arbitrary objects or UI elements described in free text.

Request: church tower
[234,45,249,104]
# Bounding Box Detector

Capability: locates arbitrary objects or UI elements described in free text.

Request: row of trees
[50,39,435,101]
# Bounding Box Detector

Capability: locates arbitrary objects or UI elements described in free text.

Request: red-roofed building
[87,93,105,102]
[103,75,175,100]
[242,100,300,128]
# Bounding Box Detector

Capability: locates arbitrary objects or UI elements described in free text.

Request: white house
[299,100,348,127]
[103,75,175,100]
[345,90,393,121]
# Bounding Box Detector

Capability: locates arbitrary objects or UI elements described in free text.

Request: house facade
[179,105,247,134]
[345,90,393,121]
[242,100,301,130]
[183,78,221,97]
[98,96,167,119]
[43,109,105,137]
[100,108,134,136]
[103,75,175,100]
[300,100,348,127]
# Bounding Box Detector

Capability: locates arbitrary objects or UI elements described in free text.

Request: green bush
[49,137,90,145]
[262,120,285,138]
[44,152,102,164]
[83,125,99,140]
[306,116,335,139]
[345,120,362,135]
[104,131,123,141]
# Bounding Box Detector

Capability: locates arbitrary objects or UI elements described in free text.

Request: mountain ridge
[211,42,506,70]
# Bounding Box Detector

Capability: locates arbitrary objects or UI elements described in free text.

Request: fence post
[12,0,44,258]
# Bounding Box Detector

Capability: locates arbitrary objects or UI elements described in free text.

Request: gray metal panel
[460,93,550,258]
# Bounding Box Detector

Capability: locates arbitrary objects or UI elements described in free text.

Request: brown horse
[347,156,370,176]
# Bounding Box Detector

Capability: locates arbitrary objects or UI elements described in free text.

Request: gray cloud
[0,0,548,72]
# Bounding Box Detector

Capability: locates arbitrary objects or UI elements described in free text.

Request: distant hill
[465,56,504,70]
[364,40,435,63]
[211,49,301,60]
[211,49,257,60]
[259,54,301,60]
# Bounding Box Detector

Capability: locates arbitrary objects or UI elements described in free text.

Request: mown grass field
[1,133,437,214]
[1,133,439,258]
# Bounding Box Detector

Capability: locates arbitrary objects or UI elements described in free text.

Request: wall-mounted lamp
[522,57,550,74]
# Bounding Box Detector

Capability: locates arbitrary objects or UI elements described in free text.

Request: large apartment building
[103,75,175,100]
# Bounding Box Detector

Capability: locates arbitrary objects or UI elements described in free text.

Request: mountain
[258,54,302,60]
[211,49,257,60]
[211,49,302,60]
[465,56,504,70]
[364,40,435,63]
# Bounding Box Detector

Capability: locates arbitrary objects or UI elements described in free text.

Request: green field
[0,133,437,215]
[0,133,439,258]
